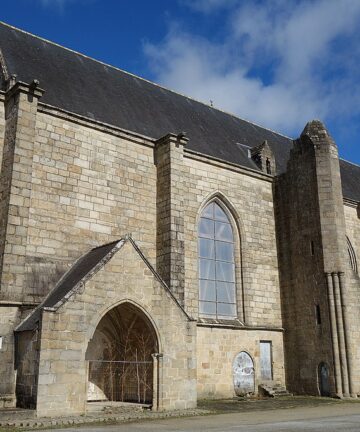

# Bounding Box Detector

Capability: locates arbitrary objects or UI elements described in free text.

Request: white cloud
[144,0,360,137]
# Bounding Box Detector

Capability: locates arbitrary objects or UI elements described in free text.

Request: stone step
[86,401,150,413]
[259,384,293,398]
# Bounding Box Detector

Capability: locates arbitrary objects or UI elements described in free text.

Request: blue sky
[2,0,360,165]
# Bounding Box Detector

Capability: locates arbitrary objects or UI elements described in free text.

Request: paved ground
[33,401,360,432]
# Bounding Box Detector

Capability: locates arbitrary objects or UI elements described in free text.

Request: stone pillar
[155,132,188,305]
[326,272,342,396]
[0,80,43,407]
[338,272,355,397]
[332,272,349,396]
[0,81,43,303]
[152,353,163,411]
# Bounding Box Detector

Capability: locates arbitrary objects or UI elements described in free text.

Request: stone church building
[0,22,359,417]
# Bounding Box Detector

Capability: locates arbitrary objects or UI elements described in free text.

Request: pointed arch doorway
[86,302,159,405]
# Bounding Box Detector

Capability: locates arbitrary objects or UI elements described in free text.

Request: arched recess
[318,362,330,397]
[197,192,245,322]
[347,236,358,274]
[233,351,255,396]
[85,302,159,405]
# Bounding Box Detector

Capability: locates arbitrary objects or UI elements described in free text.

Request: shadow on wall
[86,302,158,405]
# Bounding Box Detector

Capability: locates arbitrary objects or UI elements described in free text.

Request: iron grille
[88,360,153,404]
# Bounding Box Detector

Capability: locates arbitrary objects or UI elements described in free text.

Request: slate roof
[16,240,121,331]
[339,160,360,202]
[16,237,192,332]
[0,21,359,201]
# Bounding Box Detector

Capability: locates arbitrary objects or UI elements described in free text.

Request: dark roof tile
[0,22,359,201]
[16,240,120,331]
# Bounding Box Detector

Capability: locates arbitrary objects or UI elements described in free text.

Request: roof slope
[0,22,359,200]
[16,240,121,331]
[339,160,360,202]
[16,237,191,332]
[0,22,291,172]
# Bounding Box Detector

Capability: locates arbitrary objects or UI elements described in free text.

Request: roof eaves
[50,239,126,310]
[38,102,157,147]
[15,239,125,332]
[0,21,293,143]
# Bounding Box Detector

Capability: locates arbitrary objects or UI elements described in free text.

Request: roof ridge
[340,157,360,169]
[90,239,120,251]
[0,20,293,142]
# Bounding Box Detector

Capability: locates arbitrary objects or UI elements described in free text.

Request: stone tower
[275,120,359,397]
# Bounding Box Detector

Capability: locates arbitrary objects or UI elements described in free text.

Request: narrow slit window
[310,241,315,256]
[266,158,272,174]
[316,304,321,325]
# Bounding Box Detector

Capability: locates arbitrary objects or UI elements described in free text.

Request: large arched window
[198,201,236,319]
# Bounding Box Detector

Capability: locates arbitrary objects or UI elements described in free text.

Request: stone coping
[0,405,209,429]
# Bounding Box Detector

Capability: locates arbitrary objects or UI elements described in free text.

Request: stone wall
[275,121,356,397]
[343,203,360,394]
[24,110,157,303]
[0,96,288,409]
[35,241,196,417]
[274,134,333,395]
[183,153,282,328]
[197,326,285,398]
[0,85,42,304]
[0,95,283,323]
[155,133,188,304]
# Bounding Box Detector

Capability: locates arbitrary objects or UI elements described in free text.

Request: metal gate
[88,360,153,404]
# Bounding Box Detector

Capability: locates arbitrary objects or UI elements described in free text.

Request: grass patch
[197,396,347,414]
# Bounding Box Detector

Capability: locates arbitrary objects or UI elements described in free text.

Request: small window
[198,202,236,319]
[266,158,271,174]
[310,241,315,256]
[315,304,321,325]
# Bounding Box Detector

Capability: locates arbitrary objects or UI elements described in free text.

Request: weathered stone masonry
[275,121,360,397]
[0,22,359,415]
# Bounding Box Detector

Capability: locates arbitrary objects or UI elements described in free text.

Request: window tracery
[198,201,236,318]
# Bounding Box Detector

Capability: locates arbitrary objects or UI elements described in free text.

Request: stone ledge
[197,319,284,332]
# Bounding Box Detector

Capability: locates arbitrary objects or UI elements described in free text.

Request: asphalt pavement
[34,402,360,432]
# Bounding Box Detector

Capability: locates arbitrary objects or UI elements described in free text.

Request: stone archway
[85,302,158,405]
